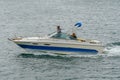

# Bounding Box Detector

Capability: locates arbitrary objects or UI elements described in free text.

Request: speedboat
[9,31,105,55]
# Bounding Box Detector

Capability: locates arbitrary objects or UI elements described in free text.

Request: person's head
[57,26,60,29]
[72,33,76,36]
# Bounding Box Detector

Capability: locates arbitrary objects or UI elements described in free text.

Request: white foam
[105,46,120,56]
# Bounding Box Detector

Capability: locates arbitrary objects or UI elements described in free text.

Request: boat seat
[77,38,86,42]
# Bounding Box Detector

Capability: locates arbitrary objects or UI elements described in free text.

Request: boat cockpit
[49,32,77,40]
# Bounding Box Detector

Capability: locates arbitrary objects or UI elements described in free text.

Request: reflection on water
[18,52,107,59]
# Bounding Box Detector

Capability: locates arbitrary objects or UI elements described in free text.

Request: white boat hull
[13,38,104,55]
[10,31,105,55]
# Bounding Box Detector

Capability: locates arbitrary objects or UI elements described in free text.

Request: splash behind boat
[9,32,105,55]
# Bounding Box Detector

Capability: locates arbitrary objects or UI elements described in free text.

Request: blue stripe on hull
[17,44,98,54]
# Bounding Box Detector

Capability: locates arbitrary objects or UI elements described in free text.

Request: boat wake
[104,42,120,57]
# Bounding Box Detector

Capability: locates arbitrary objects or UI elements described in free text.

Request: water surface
[0,0,120,80]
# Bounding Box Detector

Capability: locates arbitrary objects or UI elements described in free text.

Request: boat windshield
[50,32,70,39]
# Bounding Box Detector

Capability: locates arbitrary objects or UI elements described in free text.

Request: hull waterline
[17,44,99,54]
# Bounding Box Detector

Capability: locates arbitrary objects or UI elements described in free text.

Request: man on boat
[57,26,61,33]
[56,26,62,38]
[70,32,77,40]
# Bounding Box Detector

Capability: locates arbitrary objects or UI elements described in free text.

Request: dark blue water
[0,0,120,80]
